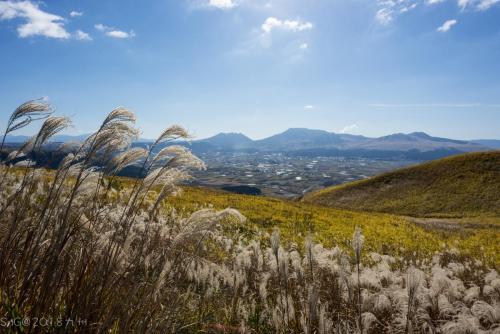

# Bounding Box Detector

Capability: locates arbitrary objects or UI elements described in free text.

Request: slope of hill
[303,151,500,217]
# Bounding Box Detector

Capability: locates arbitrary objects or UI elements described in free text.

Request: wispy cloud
[106,30,135,38]
[340,124,359,134]
[375,0,500,26]
[261,17,313,34]
[95,23,135,39]
[299,43,308,49]
[375,8,394,25]
[0,0,70,39]
[477,0,500,10]
[304,105,315,110]
[427,0,445,4]
[75,30,91,41]
[437,19,457,32]
[94,23,109,31]
[69,11,83,17]
[208,0,236,9]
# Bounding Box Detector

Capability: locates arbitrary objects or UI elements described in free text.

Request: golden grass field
[158,185,500,266]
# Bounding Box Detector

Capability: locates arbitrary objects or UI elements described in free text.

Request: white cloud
[400,3,418,12]
[299,43,308,49]
[375,8,394,25]
[477,0,500,10]
[0,0,70,39]
[261,17,313,34]
[94,23,108,31]
[208,0,236,9]
[106,30,135,38]
[69,11,83,17]
[75,30,91,41]
[458,0,471,9]
[340,124,359,134]
[304,105,314,110]
[427,0,445,4]
[95,23,135,39]
[437,19,457,32]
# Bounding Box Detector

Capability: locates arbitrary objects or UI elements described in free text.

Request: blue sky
[0,0,499,140]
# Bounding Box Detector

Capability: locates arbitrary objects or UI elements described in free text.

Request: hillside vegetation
[304,151,500,218]
[161,186,499,263]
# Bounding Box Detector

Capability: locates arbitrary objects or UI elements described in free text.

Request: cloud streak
[95,23,135,39]
[208,0,236,9]
[69,11,83,17]
[75,30,91,41]
[375,0,499,27]
[261,17,313,34]
[437,19,457,32]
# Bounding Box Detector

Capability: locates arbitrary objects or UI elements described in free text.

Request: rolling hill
[303,151,500,218]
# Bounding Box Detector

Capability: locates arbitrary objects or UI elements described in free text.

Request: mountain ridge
[4,129,496,156]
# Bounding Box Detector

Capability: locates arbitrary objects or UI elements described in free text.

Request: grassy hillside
[304,151,500,218]
[157,185,500,264]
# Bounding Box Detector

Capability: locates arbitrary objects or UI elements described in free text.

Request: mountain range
[195,128,495,153]
[4,129,499,159]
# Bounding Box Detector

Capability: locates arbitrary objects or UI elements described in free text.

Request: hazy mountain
[3,129,493,158]
[202,133,253,150]
[471,140,500,149]
[347,132,484,152]
[254,128,350,151]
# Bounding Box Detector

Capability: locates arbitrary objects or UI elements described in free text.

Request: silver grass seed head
[362,312,378,333]
[308,286,319,322]
[154,125,191,145]
[58,153,75,171]
[352,226,364,262]
[271,228,280,259]
[102,107,136,127]
[106,147,148,175]
[151,145,190,166]
[34,116,72,148]
[305,234,314,265]
[165,151,206,171]
[7,99,53,133]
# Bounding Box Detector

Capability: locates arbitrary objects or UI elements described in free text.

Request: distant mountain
[254,128,357,151]
[471,140,500,149]
[347,132,484,152]
[202,133,253,150]
[195,129,491,160]
[3,129,495,160]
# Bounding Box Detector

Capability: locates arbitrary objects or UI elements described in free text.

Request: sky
[0,0,499,140]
